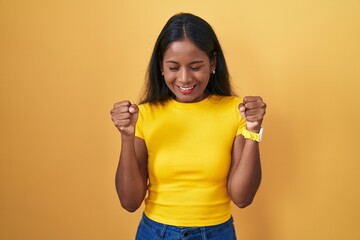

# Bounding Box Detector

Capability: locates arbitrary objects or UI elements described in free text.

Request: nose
[178,68,191,84]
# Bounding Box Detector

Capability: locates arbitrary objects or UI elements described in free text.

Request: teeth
[179,86,194,90]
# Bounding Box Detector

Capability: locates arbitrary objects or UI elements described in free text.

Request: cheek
[164,75,176,86]
[196,72,211,83]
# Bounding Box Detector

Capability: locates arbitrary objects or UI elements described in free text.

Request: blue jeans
[135,213,237,240]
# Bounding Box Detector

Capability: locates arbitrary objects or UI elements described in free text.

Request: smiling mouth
[177,85,196,94]
[178,85,195,91]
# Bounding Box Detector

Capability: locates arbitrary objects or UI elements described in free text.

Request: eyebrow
[165,60,205,64]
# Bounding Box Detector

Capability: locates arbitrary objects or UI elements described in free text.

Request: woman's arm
[227,136,261,208]
[116,135,148,212]
[111,101,148,212]
[227,96,266,208]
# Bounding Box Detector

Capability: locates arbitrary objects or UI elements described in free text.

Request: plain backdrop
[1,0,359,239]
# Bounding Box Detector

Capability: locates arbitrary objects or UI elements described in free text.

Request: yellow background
[1,0,359,239]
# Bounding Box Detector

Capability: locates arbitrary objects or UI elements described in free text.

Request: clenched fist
[110,100,139,136]
[238,96,266,133]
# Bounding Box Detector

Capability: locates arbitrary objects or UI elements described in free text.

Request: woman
[111,13,266,240]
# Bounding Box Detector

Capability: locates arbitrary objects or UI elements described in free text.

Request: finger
[243,96,263,104]
[244,101,266,110]
[111,102,134,114]
[129,104,139,114]
[245,115,264,122]
[238,103,246,119]
[113,100,131,109]
[244,107,266,116]
[114,119,131,127]
[111,112,132,121]
[111,107,130,115]
[247,109,266,117]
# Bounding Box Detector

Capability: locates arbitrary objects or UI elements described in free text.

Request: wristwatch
[242,127,263,142]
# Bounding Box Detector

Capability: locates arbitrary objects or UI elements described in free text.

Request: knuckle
[122,100,131,106]
[113,102,121,108]
[114,100,131,108]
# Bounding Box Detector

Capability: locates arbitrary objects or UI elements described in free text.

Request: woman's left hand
[238,96,267,133]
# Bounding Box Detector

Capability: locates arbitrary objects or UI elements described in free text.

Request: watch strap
[242,127,263,142]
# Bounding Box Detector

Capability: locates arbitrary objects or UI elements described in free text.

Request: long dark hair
[141,13,233,104]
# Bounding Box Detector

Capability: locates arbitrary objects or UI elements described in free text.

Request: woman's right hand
[110,100,139,136]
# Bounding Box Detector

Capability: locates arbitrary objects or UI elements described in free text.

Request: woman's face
[162,39,215,103]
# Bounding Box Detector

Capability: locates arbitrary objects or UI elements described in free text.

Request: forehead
[163,39,208,62]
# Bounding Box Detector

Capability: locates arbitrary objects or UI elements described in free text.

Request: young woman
[111,13,266,240]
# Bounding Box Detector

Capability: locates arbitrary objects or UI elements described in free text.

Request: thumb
[238,103,246,120]
[129,104,139,125]
[129,104,139,114]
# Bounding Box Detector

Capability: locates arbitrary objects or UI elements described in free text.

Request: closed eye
[168,67,179,71]
[190,66,202,71]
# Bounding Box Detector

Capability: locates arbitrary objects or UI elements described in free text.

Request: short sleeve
[235,97,246,136]
[135,104,145,139]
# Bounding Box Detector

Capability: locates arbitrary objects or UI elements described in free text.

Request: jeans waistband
[141,213,234,238]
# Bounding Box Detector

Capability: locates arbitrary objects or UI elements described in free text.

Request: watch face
[258,128,263,142]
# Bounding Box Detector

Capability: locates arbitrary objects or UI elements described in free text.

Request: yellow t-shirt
[135,95,245,226]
